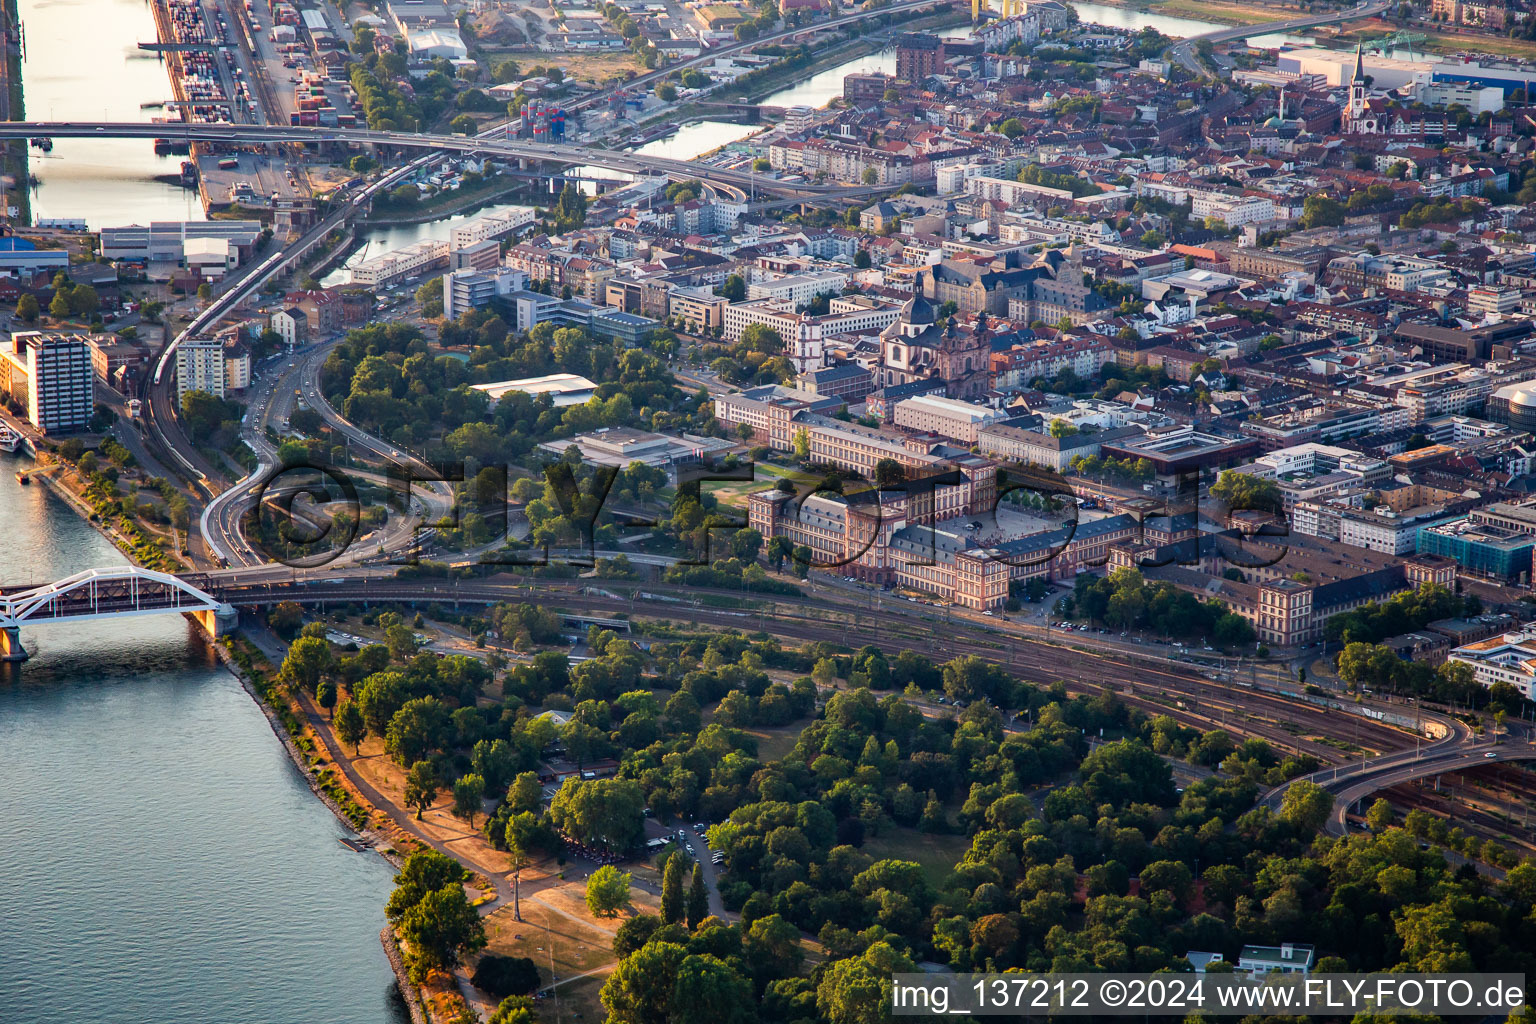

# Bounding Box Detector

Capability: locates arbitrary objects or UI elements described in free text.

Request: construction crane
[1363,30,1428,60]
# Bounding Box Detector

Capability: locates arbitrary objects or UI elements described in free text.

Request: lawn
[542,972,610,1024]
[476,47,642,85]
[1146,0,1292,24]
[481,877,659,989]
[743,724,807,762]
[860,828,971,886]
[700,461,794,507]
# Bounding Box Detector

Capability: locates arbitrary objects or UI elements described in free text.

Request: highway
[200,336,455,567]
[1165,0,1390,74]
[1261,725,1536,837]
[0,121,888,200]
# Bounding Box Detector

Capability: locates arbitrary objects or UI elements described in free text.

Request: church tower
[1349,43,1367,123]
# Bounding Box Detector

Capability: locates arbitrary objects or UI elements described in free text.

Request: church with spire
[1345,43,1386,135]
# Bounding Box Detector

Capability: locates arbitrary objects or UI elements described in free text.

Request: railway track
[246,576,1421,763]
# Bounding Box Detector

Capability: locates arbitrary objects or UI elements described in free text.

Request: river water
[0,463,408,1024]
[19,0,204,227]
[665,1,1311,152]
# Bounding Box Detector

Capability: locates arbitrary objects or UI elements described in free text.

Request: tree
[549,777,645,853]
[671,953,755,1023]
[716,274,746,302]
[1278,779,1333,834]
[453,772,486,826]
[281,635,332,692]
[69,284,98,317]
[386,696,451,766]
[817,941,915,1024]
[1365,798,1394,832]
[661,850,686,924]
[505,823,533,923]
[657,82,678,101]
[405,760,440,819]
[471,955,540,999]
[507,770,543,815]
[730,526,763,563]
[15,293,38,322]
[873,458,904,489]
[585,864,632,917]
[398,883,486,981]
[1299,194,1346,229]
[357,670,410,736]
[388,849,467,922]
[267,600,305,640]
[334,699,366,753]
[687,862,708,929]
[792,427,810,461]
[49,287,71,319]
[601,941,686,1024]
[998,117,1025,138]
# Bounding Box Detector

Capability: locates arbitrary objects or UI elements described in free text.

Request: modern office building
[0,332,93,433]
[1417,503,1536,581]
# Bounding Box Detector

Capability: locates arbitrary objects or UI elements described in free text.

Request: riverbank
[1,0,30,226]
[1076,0,1296,26]
[365,173,546,227]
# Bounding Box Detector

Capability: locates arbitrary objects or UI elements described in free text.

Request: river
[657,1,1311,153]
[19,0,204,228]
[0,462,408,1024]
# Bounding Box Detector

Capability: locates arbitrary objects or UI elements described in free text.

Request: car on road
[1485,751,1498,758]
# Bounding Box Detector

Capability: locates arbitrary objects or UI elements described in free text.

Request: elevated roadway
[0,121,886,199]
[1166,0,1390,74]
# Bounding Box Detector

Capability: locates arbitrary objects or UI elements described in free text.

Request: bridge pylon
[192,603,239,639]
[0,625,26,662]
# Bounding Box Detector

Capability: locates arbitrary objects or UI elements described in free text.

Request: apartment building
[348,240,450,288]
[990,335,1114,390]
[448,207,537,250]
[0,332,92,434]
[746,270,848,306]
[442,266,530,319]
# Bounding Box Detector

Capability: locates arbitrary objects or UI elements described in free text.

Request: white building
[1237,943,1315,978]
[471,373,598,408]
[224,345,251,393]
[442,266,530,319]
[1448,630,1536,699]
[348,240,450,288]
[0,332,92,434]
[722,300,826,373]
[1189,190,1276,228]
[449,207,538,250]
[175,336,229,399]
[746,270,849,307]
[892,394,1007,443]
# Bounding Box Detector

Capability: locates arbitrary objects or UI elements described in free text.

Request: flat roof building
[0,332,93,434]
[471,373,598,408]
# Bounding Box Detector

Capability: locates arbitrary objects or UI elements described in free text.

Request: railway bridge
[0,567,237,661]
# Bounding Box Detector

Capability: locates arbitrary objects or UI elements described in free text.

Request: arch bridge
[0,567,235,661]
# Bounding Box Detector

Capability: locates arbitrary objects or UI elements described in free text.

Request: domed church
[877,293,993,401]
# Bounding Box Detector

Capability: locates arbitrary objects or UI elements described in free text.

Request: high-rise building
[0,332,93,434]
[895,33,944,83]
[176,336,228,399]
